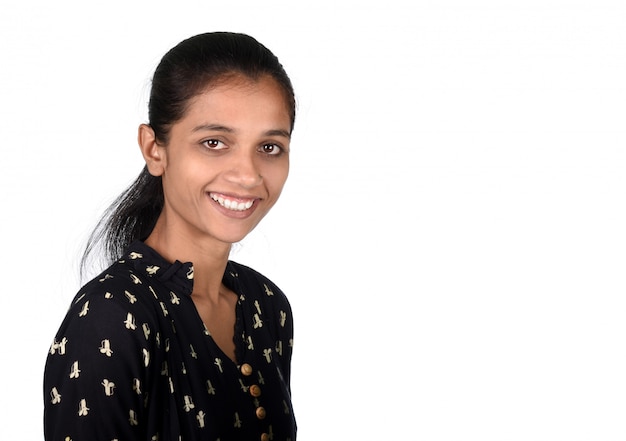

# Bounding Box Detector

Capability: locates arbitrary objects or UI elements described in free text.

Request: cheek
[161,164,200,199]
[267,165,289,195]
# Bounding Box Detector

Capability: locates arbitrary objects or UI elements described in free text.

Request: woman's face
[144,75,292,246]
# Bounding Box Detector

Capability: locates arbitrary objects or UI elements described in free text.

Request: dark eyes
[259,144,283,156]
[201,139,285,156]
[202,139,226,150]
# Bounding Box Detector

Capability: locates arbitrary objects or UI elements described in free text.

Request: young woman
[44,32,297,441]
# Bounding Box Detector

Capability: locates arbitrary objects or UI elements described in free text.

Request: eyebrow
[192,124,291,139]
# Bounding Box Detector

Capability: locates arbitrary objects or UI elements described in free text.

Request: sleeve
[250,269,295,387]
[43,285,156,441]
[273,285,294,388]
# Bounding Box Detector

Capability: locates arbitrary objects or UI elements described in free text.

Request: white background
[1,1,625,440]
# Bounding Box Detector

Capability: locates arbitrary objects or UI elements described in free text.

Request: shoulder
[228,261,290,304]
[46,260,162,383]
[57,259,162,338]
[77,259,152,302]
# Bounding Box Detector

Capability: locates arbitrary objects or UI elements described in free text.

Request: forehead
[181,75,292,129]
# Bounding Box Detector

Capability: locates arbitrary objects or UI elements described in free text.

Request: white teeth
[210,194,254,211]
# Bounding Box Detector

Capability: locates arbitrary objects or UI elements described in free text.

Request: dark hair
[81,32,296,278]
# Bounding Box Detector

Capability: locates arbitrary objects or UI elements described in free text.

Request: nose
[224,150,263,189]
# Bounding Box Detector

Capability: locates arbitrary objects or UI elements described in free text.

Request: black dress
[44,241,296,441]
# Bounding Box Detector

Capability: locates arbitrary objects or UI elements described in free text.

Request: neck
[144,217,232,301]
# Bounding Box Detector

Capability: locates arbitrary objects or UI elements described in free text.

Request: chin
[213,227,258,246]
[198,216,264,246]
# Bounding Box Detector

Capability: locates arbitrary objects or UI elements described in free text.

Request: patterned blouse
[44,241,296,441]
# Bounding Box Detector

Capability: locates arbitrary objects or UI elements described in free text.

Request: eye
[202,139,226,150]
[259,143,283,156]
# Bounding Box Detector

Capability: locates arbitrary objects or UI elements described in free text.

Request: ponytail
[80,166,163,279]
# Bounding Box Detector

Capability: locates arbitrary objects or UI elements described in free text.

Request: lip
[207,192,260,219]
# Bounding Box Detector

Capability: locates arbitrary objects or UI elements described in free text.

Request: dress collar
[124,241,195,296]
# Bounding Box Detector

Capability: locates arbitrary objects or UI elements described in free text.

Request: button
[261,433,269,441]
[249,384,261,397]
[255,406,266,420]
[240,363,253,376]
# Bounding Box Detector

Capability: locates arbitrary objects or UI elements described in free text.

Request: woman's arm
[44,286,156,441]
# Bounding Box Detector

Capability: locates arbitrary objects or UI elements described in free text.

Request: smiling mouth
[209,193,256,211]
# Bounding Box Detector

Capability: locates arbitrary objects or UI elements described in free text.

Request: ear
[138,124,166,177]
